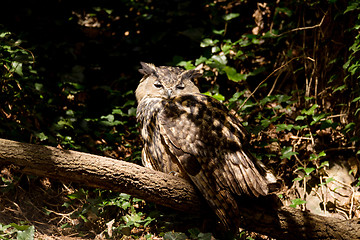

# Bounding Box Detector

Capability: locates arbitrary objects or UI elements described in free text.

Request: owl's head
[135,62,202,102]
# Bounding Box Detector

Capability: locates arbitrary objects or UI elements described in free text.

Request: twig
[16,45,35,67]
[290,136,312,141]
[319,176,327,216]
[267,71,282,96]
[239,57,300,110]
[270,12,327,37]
[326,114,347,119]
[325,146,356,152]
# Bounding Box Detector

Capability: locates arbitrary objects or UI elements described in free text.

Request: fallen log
[0,138,359,239]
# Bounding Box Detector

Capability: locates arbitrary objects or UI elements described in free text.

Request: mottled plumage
[135,62,276,230]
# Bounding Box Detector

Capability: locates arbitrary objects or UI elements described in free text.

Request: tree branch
[0,138,359,240]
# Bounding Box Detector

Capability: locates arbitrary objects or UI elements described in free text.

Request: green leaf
[333,84,346,93]
[195,56,208,65]
[67,190,86,200]
[311,113,327,125]
[343,122,355,133]
[212,93,225,101]
[325,177,335,184]
[10,223,30,231]
[177,60,195,70]
[17,225,34,240]
[213,29,225,35]
[223,13,240,21]
[309,151,326,161]
[301,104,318,115]
[295,115,306,121]
[163,232,188,240]
[260,119,271,128]
[210,54,227,66]
[200,38,218,47]
[12,62,23,76]
[304,167,316,175]
[281,146,298,159]
[121,201,131,210]
[221,43,232,55]
[293,177,304,182]
[276,124,294,132]
[344,2,360,14]
[34,132,48,141]
[352,96,360,102]
[223,66,247,82]
[290,198,306,208]
[0,223,12,232]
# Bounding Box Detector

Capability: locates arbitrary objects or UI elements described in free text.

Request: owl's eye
[176,83,185,90]
[154,82,163,88]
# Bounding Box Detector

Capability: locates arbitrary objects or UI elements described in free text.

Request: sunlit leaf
[290,198,306,208]
[311,113,327,125]
[200,38,218,47]
[301,104,318,115]
[325,177,335,184]
[163,232,188,240]
[223,13,240,21]
[10,223,30,231]
[295,115,306,121]
[17,225,35,240]
[276,124,294,132]
[223,66,247,82]
[304,167,316,175]
[281,146,298,159]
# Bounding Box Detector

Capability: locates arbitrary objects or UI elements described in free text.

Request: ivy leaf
[304,167,316,175]
[210,54,227,66]
[290,198,306,208]
[325,177,335,184]
[281,146,298,159]
[295,115,306,121]
[17,225,35,240]
[311,113,327,125]
[223,13,240,21]
[342,122,355,133]
[293,177,304,182]
[301,104,318,115]
[200,38,218,47]
[223,66,247,82]
[163,232,188,240]
[352,96,360,102]
[10,223,31,231]
[309,151,326,161]
[276,124,294,132]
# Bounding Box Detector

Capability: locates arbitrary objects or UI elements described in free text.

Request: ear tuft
[181,69,203,80]
[139,62,156,75]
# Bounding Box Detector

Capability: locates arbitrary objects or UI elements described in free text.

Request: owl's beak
[167,89,173,98]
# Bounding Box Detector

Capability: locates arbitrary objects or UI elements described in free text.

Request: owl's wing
[157,93,271,229]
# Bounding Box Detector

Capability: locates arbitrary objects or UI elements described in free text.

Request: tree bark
[0,138,359,240]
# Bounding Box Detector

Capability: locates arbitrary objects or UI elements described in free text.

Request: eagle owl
[135,62,276,231]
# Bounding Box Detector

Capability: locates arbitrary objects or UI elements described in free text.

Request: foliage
[0,223,34,240]
[61,189,154,238]
[1,0,360,239]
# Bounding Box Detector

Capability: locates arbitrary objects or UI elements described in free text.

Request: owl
[135,62,276,231]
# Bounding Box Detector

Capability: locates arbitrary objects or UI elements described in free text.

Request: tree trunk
[0,138,359,240]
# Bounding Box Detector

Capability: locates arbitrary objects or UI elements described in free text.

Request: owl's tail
[189,169,243,231]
